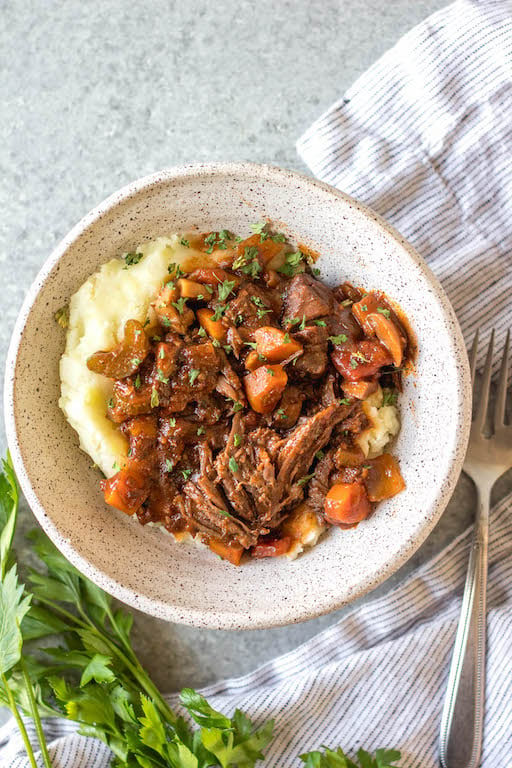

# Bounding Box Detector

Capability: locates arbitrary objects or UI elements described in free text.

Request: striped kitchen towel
[2,0,512,766]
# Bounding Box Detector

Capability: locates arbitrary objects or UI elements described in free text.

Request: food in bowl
[59,224,412,565]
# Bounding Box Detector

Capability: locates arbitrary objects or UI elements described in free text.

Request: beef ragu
[87,226,411,565]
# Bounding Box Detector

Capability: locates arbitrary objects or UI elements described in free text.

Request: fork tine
[494,329,510,430]
[469,329,480,387]
[474,329,494,433]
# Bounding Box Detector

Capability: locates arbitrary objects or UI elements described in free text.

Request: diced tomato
[331,339,393,380]
[324,482,371,525]
[101,465,150,515]
[208,538,244,565]
[364,453,405,501]
[251,536,292,558]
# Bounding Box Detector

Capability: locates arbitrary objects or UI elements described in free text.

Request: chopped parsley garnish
[283,332,291,343]
[107,397,114,409]
[312,267,321,276]
[244,341,257,349]
[131,357,142,366]
[339,398,350,405]
[360,304,368,311]
[156,371,169,383]
[212,338,221,348]
[204,230,233,253]
[152,335,161,342]
[204,284,214,294]
[277,251,305,277]
[377,307,391,318]
[150,387,159,407]
[180,237,190,247]
[257,307,272,318]
[188,369,200,385]
[315,450,325,460]
[227,399,244,412]
[328,334,348,344]
[112,461,121,472]
[168,262,184,278]
[299,315,306,331]
[266,368,275,376]
[54,305,69,328]
[271,232,286,243]
[171,297,188,315]
[223,344,232,354]
[234,433,242,447]
[211,304,227,322]
[134,374,141,390]
[169,417,177,427]
[161,316,172,327]
[297,472,315,487]
[285,316,301,328]
[197,426,205,436]
[233,246,262,277]
[352,351,370,363]
[250,220,266,234]
[124,251,143,266]
[275,408,287,418]
[165,458,174,472]
[143,317,150,327]
[350,359,359,369]
[314,319,327,327]
[197,326,207,337]
[382,388,398,406]
[228,457,239,473]
[218,279,236,301]
[158,347,166,359]
[182,468,192,480]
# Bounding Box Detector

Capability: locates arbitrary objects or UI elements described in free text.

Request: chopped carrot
[254,326,302,363]
[364,453,405,501]
[251,536,292,558]
[244,364,288,414]
[324,482,371,525]
[235,233,284,265]
[188,267,240,286]
[208,538,244,565]
[365,313,405,367]
[177,278,208,299]
[352,292,382,327]
[334,445,365,468]
[197,307,227,341]
[102,465,149,515]
[341,378,378,400]
[245,349,265,372]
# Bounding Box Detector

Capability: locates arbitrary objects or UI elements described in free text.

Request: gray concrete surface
[2,0,494,701]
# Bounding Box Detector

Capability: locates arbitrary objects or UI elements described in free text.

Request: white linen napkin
[2,0,512,765]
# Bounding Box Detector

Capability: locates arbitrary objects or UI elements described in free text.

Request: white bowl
[4,163,471,629]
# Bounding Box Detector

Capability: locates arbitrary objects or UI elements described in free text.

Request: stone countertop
[1,0,490,697]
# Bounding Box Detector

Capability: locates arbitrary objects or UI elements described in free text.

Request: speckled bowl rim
[4,162,471,629]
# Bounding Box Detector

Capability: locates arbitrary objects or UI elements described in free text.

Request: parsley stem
[19,657,53,768]
[1,674,39,768]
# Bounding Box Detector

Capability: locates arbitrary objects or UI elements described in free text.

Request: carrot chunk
[244,349,265,372]
[177,278,208,299]
[102,465,149,515]
[208,538,244,565]
[364,453,405,501]
[234,233,284,265]
[324,482,371,525]
[254,326,302,363]
[189,267,239,286]
[244,364,288,414]
[197,307,227,341]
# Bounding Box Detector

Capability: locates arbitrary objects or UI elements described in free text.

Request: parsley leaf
[171,297,188,315]
[328,334,348,344]
[218,279,236,302]
[150,387,159,407]
[377,307,391,318]
[188,369,200,385]
[297,472,315,487]
[234,433,242,447]
[277,251,305,277]
[250,220,266,234]
[382,388,398,406]
[229,457,239,473]
[54,305,69,329]
[124,251,143,266]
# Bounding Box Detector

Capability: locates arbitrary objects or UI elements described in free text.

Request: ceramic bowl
[4,163,471,629]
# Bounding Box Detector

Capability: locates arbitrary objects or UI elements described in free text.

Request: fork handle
[439,489,489,768]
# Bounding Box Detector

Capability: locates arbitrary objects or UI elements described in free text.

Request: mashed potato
[356,386,400,459]
[59,235,195,477]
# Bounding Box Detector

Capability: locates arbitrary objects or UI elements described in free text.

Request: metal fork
[439,330,512,768]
